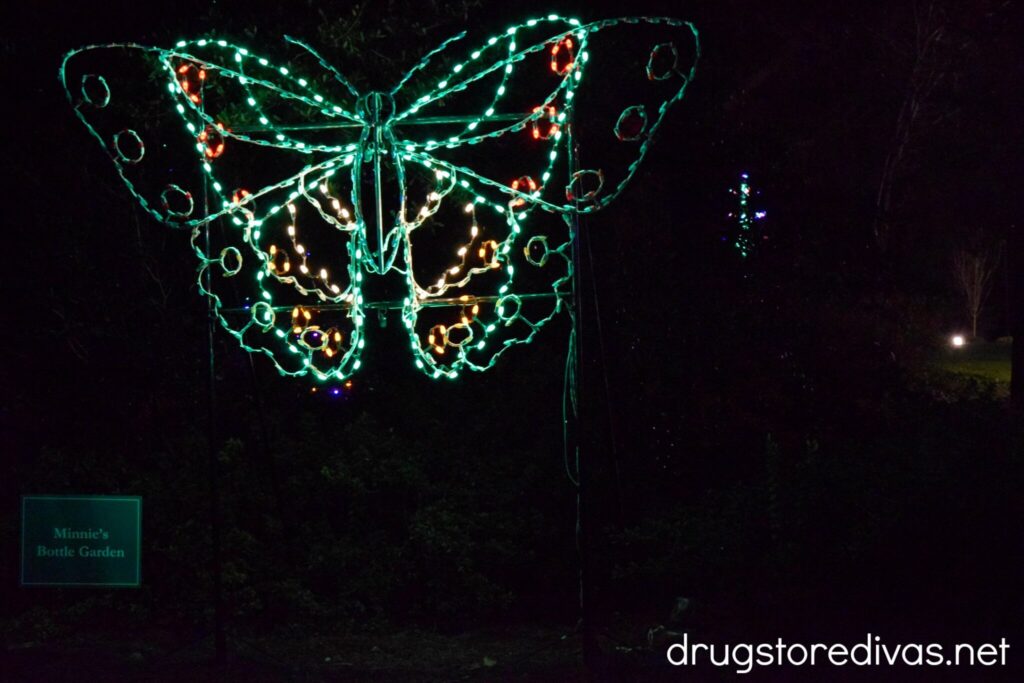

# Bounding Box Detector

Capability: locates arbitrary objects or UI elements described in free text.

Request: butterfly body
[62,15,699,382]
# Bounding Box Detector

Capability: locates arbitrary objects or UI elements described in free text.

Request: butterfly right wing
[387,15,698,378]
[390,15,698,216]
[61,39,370,380]
[196,157,368,381]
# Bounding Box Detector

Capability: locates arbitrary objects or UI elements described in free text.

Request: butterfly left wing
[388,16,699,378]
[391,15,699,214]
[61,38,371,381]
[391,155,572,378]
[60,39,366,228]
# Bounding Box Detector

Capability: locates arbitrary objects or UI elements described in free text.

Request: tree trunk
[872,1,948,253]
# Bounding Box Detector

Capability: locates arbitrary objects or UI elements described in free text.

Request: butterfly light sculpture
[61,14,699,382]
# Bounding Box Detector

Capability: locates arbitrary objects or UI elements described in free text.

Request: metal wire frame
[202,109,593,668]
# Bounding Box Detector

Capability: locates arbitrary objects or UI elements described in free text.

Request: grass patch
[933,340,1012,383]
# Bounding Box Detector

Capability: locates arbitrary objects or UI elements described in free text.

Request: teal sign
[21,495,141,587]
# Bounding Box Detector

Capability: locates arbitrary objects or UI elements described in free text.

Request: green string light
[726,173,766,259]
[61,14,700,382]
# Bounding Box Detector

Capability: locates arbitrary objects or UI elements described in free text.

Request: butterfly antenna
[283,35,361,99]
[389,30,467,97]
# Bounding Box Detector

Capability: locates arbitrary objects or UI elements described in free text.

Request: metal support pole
[219,291,563,315]
[203,169,226,667]
[231,112,526,134]
[567,116,598,678]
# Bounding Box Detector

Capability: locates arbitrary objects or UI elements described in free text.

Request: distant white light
[951,334,966,348]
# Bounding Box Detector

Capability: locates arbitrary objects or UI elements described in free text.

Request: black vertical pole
[567,118,598,678]
[202,181,226,666]
[198,77,227,665]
